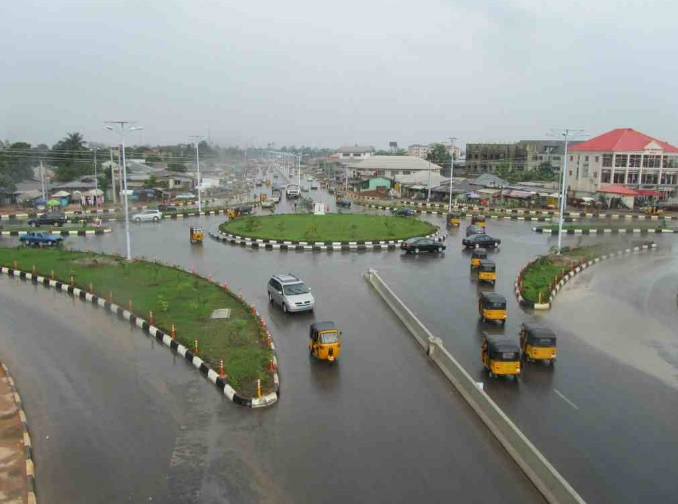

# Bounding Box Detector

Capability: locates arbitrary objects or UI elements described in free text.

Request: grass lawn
[0,247,272,397]
[220,213,437,241]
[0,225,105,232]
[520,242,652,303]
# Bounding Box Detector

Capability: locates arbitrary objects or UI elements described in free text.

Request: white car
[131,209,163,223]
[310,182,319,190]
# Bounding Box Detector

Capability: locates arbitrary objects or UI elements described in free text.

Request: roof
[596,184,640,196]
[337,145,375,154]
[469,173,509,187]
[521,322,556,339]
[310,321,338,332]
[635,189,663,197]
[484,335,519,352]
[569,128,678,153]
[349,156,442,171]
[395,172,448,187]
[479,292,506,303]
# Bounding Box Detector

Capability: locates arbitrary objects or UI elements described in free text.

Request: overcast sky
[2,0,677,150]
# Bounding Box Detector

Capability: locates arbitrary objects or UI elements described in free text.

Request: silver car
[267,274,315,313]
[131,209,163,223]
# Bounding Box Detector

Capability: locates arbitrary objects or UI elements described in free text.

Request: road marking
[554,389,579,410]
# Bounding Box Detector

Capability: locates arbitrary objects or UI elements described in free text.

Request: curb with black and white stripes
[0,266,279,408]
[0,229,112,236]
[209,229,443,252]
[533,227,678,235]
[0,362,37,504]
[359,203,552,221]
[514,243,657,310]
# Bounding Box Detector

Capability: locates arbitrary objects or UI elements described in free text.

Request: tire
[437,246,442,253]
[153,217,159,222]
[488,370,494,378]
[283,303,288,314]
[414,247,420,254]
[30,222,37,227]
[268,292,273,303]
[501,319,506,327]
[134,218,141,223]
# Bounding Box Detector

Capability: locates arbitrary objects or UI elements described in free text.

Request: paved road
[0,213,543,501]
[4,177,675,503]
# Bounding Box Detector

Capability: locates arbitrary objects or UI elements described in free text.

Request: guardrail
[364,268,586,504]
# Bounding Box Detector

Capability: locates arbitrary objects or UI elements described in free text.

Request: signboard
[313,202,326,215]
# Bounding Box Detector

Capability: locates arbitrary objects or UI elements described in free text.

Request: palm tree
[61,132,86,152]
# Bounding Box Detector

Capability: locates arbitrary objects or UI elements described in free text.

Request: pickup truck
[27,214,67,227]
[19,231,64,247]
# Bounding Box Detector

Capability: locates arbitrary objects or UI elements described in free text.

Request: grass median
[220,213,437,241]
[0,247,272,397]
[535,222,666,231]
[520,242,652,304]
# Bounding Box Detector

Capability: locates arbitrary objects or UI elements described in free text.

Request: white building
[567,128,678,195]
[334,145,375,160]
[348,155,442,179]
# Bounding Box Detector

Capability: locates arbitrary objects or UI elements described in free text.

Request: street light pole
[427,160,432,201]
[93,149,98,208]
[448,137,457,212]
[189,136,204,212]
[105,121,143,261]
[552,129,584,254]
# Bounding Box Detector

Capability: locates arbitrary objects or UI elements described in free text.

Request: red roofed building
[566,128,678,195]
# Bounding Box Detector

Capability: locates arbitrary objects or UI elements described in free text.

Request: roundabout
[219,213,438,242]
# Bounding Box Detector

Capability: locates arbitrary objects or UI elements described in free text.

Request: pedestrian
[294,201,297,212]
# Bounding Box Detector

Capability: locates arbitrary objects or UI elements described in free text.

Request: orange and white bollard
[238,289,242,299]
[268,359,275,373]
[219,359,225,378]
[89,282,93,292]
[128,299,133,311]
[51,270,55,280]
[251,303,256,314]
[109,291,113,303]
[13,261,17,270]
[222,283,228,292]
[32,265,36,274]
[148,310,154,325]
[171,324,176,339]
[209,275,213,283]
[194,339,199,354]
[256,379,262,398]
[70,275,74,287]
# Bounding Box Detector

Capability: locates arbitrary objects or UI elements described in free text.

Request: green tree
[143,174,157,189]
[52,132,90,181]
[426,143,452,169]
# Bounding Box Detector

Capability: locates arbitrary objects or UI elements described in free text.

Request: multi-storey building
[407,144,430,158]
[465,140,582,174]
[567,128,678,195]
[334,145,375,160]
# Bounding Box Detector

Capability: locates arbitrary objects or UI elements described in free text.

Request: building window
[585,156,589,162]
[583,165,589,178]
[594,156,599,163]
[615,154,628,167]
[613,172,625,183]
[569,170,573,176]
[627,171,639,184]
[641,173,658,184]
[570,155,573,161]
[402,171,411,175]
[643,155,661,168]
[601,170,612,183]
[602,154,613,167]
[552,156,560,161]
[661,173,677,185]
[629,155,641,167]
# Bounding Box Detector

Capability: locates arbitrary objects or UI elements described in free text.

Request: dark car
[336,198,352,208]
[465,224,486,237]
[400,237,446,254]
[392,207,415,217]
[157,204,178,212]
[27,213,67,227]
[462,234,501,249]
[237,205,253,215]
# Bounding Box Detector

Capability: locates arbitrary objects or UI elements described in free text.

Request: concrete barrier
[365,268,586,504]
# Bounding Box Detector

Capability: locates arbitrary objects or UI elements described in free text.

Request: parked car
[392,207,415,217]
[400,237,446,254]
[465,224,486,237]
[131,209,163,223]
[462,234,501,249]
[157,204,178,212]
[27,213,67,227]
[336,198,352,208]
[267,274,315,313]
[19,231,64,247]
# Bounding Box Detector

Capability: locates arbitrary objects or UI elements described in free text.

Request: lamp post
[189,136,205,212]
[91,149,98,208]
[448,137,457,212]
[105,121,143,261]
[427,160,432,201]
[553,129,584,254]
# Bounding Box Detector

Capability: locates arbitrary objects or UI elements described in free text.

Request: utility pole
[110,148,117,204]
[427,160,432,201]
[189,136,205,212]
[105,121,143,261]
[39,161,46,201]
[448,137,457,212]
[93,149,98,208]
[550,129,585,254]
